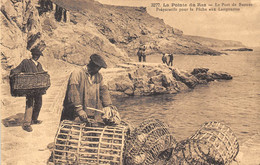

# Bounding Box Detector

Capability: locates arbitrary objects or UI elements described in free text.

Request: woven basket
[173,121,239,165]
[10,72,50,96]
[53,120,129,165]
[124,119,176,165]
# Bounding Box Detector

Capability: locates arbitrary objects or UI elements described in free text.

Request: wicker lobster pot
[173,121,239,165]
[53,120,129,165]
[124,119,176,165]
[9,72,50,96]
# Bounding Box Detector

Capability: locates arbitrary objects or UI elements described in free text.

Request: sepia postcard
[1,0,259,164]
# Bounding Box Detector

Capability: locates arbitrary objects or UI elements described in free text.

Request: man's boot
[22,124,33,132]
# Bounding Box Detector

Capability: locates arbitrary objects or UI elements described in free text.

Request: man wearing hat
[137,45,146,62]
[10,47,45,132]
[60,54,120,125]
[168,53,174,66]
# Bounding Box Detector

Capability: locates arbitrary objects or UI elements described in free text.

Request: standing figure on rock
[10,48,45,132]
[168,53,174,66]
[60,54,120,125]
[137,45,146,62]
[137,47,143,62]
[162,53,167,64]
[142,45,146,62]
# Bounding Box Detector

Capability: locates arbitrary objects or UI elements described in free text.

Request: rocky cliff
[1,0,225,79]
[0,0,130,79]
[59,0,222,57]
[1,0,45,78]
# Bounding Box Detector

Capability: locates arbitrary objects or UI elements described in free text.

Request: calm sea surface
[113,47,260,143]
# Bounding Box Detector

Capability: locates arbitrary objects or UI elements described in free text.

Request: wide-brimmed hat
[31,48,43,56]
[90,54,107,68]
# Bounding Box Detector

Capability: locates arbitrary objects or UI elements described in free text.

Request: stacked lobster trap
[170,121,239,165]
[52,119,239,165]
[53,120,129,165]
[124,118,177,165]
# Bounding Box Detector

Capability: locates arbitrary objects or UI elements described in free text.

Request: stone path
[1,60,72,164]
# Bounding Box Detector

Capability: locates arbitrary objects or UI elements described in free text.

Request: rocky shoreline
[102,62,232,97]
[222,48,254,51]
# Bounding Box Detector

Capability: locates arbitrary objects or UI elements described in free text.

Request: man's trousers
[24,95,42,126]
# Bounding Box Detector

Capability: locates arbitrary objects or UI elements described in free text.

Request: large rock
[1,0,45,79]
[1,5,28,70]
[191,68,232,82]
[191,68,213,82]
[210,71,233,80]
[114,75,134,95]
[106,63,233,96]
[171,67,233,89]
[172,69,199,88]
[107,63,186,96]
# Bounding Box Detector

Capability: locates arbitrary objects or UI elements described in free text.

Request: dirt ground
[1,59,260,165]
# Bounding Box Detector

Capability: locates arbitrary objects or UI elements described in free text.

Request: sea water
[113,47,260,143]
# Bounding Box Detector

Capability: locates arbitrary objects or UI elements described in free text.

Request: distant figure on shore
[10,48,45,132]
[137,45,146,62]
[142,46,146,62]
[137,48,142,62]
[162,53,167,64]
[168,53,174,66]
[60,54,120,125]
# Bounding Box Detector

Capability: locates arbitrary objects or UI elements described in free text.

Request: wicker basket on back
[171,121,239,165]
[10,72,50,96]
[53,120,130,165]
[124,118,176,165]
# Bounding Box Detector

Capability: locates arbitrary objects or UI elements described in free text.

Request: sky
[97,0,260,47]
